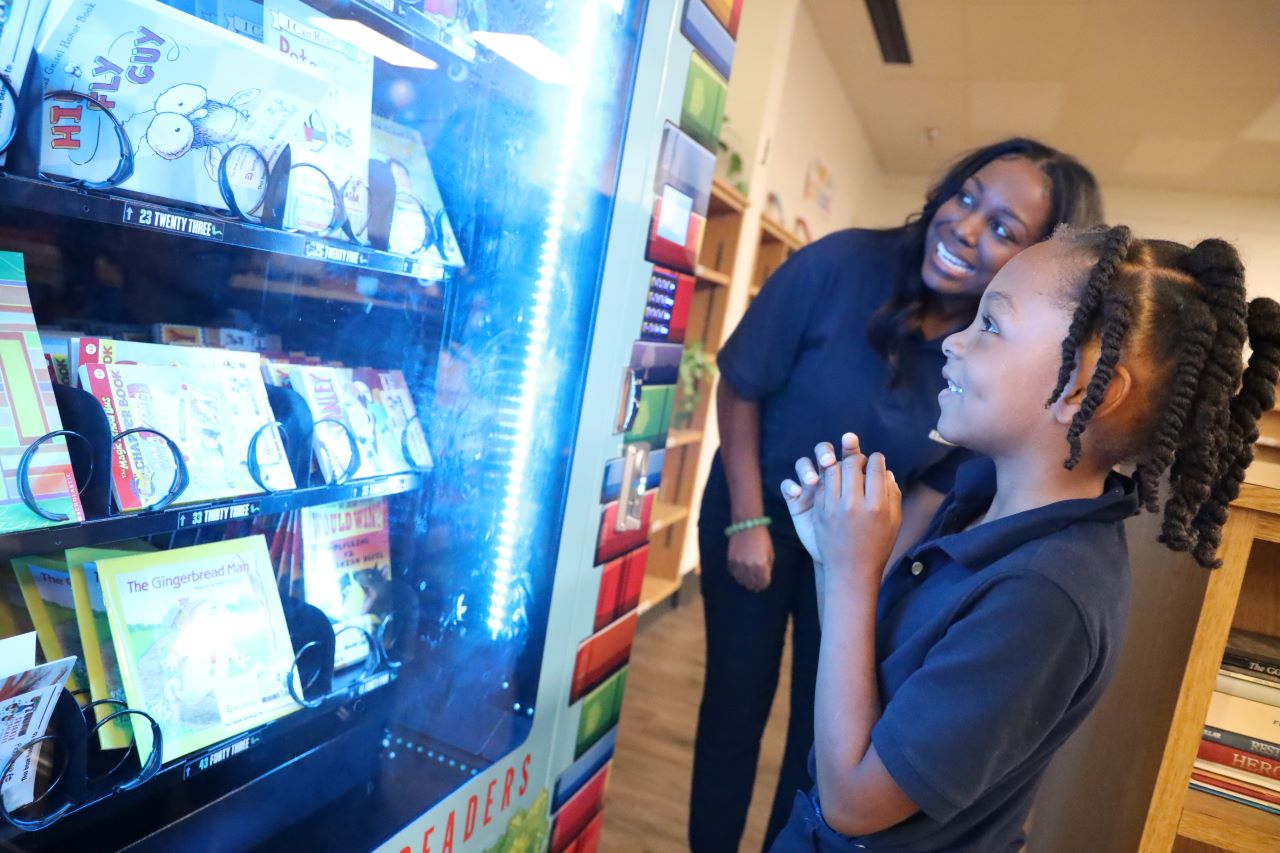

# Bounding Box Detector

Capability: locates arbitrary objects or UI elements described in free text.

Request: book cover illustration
[370,115,465,270]
[12,554,89,693]
[74,336,259,386]
[263,0,373,238]
[0,1,69,166]
[0,654,76,811]
[36,0,327,211]
[289,365,378,483]
[195,0,263,43]
[68,544,153,750]
[353,367,432,474]
[300,498,390,669]
[0,254,84,531]
[95,535,298,764]
[80,362,295,511]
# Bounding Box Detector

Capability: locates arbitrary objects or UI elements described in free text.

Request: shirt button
[910,561,925,576]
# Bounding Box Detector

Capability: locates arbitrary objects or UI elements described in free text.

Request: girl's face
[921,156,1054,301]
[936,241,1081,456]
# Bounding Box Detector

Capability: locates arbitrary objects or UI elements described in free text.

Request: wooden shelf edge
[665,428,703,449]
[694,265,731,287]
[637,575,682,615]
[649,501,691,535]
[759,214,804,251]
[710,177,748,214]
[1179,788,1280,853]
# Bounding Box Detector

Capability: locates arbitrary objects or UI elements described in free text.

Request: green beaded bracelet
[724,516,772,537]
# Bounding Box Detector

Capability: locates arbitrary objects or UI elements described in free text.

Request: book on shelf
[1218,668,1280,707]
[12,554,89,694]
[73,337,260,385]
[0,566,34,638]
[1204,723,1280,761]
[35,0,328,212]
[80,361,295,511]
[263,0,374,239]
[95,535,299,765]
[1205,689,1280,747]
[1198,738,1280,785]
[38,331,76,386]
[1194,756,1280,795]
[300,498,391,669]
[369,115,465,269]
[0,1,65,168]
[68,544,154,750]
[353,368,433,473]
[1222,658,1280,685]
[1190,772,1280,816]
[290,365,398,482]
[0,635,76,811]
[0,253,84,531]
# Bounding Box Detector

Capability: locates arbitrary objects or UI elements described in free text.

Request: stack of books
[1194,628,1280,813]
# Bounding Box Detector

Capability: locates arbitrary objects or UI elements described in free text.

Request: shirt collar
[915,456,1139,572]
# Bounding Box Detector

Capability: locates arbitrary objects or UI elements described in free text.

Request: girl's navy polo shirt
[775,457,1137,852]
[714,228,966,531]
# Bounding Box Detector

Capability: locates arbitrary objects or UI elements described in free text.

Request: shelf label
[122,204,225,241]
[178,501,261,528]
[358,672,392,695]
[305,240,369,266]
[184,734,262,779]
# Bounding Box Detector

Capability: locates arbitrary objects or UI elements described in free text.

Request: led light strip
[488,3,605,637]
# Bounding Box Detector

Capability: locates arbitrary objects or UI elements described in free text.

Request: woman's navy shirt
[773,457,1136,852]
[713,228,965,534]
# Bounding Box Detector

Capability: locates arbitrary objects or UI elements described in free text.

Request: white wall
[761,2,884,239]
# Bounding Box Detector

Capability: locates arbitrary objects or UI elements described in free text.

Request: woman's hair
[1046,225,1280,568]
[869,138,1103,384]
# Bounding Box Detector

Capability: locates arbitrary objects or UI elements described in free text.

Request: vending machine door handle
[615,441,650,533]
[614,366,643,434]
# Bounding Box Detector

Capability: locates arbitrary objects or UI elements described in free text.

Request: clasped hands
[781,433,903,582]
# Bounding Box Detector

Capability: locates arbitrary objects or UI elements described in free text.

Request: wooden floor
[600,587,792,853]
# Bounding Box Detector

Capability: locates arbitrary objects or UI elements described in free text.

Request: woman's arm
[717,378,774,591]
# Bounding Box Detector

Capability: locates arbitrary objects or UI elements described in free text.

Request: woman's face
[921,156,1054,300]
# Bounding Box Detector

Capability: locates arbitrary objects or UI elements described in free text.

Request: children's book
[80,362,295,511]
[370,115,465,270]
[195,0,263,43]
[73,337,259,386]
[0,651,76,811]
[0,254,84,532]
[0,565,33,638]
[68,544,154,750]
[35,0,327,211]
[300,498,390,669]
[289,365,373,483]
[95,535,298,764]
[366,368,433,472]
[263,0,373,238]
[152,325,205,347]
[0,1,70,166]
[12,554,88,693]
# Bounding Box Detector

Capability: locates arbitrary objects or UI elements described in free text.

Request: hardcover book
[95,535,299,764]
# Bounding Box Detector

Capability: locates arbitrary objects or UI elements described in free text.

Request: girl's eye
[980,313,999,334]
[993,221,1012,241]
[958,192,975,209]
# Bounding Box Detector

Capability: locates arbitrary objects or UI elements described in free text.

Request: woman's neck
[982,450,1111,525]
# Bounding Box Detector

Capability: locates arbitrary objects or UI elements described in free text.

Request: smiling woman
[690,137,1103,853]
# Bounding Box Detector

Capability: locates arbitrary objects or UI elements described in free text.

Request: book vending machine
[0,0,741,850]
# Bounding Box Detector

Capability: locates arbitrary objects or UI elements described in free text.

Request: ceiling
[804,0,1280,195]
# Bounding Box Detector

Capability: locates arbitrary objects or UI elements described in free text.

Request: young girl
[771,226,1280,851]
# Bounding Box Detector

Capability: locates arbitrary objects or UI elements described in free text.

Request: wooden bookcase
[640,178,748,610]
[1136,413,1280,853]
[751,213,804,298]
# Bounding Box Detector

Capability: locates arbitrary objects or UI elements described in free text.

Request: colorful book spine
[1203,724,1280,761]
[0,254,84,531]
[1190,775,1280,815]
[1194,757,1280,795]
[1218,669,1280,707]
[1198,739,1280,784]
[12,554,87,692]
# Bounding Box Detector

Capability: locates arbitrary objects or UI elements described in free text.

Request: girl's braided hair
[1046,225,1280,568]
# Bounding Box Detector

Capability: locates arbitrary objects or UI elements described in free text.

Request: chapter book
[12,554,88,693]
[0,253,84,531]
[300,498,390,669]
[80,362,295,510]
[263,0,373,238]
[35,0,327,211]
[68,544,155,750]
[95,535,299,764]
[370,115,465,270]
[365,368,433,472]
[0,652,76,811]
[73,336,259,386]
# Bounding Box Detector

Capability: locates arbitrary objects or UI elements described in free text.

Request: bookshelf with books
[642,178,747,610]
